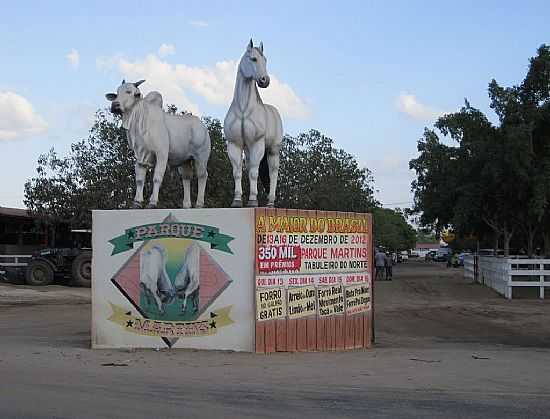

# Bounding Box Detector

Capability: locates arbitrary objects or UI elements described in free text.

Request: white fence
[464,255,550,299]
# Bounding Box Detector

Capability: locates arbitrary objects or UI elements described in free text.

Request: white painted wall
[92,208,255,351]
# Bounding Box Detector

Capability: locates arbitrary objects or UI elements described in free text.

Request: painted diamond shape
[111,230,232,347]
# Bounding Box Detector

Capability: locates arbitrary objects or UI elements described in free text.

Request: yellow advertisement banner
[108,303,234,337]
[256,287,286,321]
[287,286,317,319]
[345,284,370,315]
[317,285,344,317]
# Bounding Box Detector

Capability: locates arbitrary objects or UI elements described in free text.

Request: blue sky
[1,0,549,209]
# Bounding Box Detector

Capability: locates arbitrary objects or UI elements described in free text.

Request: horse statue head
[239,39,270,88]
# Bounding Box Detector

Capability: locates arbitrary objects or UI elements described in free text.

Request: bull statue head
[105,79,146,115]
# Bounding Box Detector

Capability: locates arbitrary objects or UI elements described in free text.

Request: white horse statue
[106,80,211,209]
[224,40,283,207]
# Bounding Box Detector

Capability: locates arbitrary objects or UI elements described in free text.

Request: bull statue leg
[227,141,244,207]
[195,158,208,209]
[266,145,280,208]
[148,153,168,208]
[133,162,148,208]
[179,162,193,209]
[246,139,265,207]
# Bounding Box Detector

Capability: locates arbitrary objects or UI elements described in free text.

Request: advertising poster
[92,208,256,351]
[254,208,373,352]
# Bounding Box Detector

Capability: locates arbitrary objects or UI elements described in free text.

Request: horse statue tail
[259,153,270,195]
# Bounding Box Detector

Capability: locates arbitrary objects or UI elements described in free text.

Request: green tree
[277,130,377,212]
[372,207,416,250]
[25,115,377,228]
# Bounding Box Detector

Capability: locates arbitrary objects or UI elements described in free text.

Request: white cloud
[66,49,80,69]
[0,91,48,141]
[396,93,444,121]
[189,20,208,27]
[98,51,311,120]
[158,43,176,57]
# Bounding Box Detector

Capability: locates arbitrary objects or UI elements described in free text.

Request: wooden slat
[265,320,276,353]
[316,317,326,351]
[255,321,265,354]
[276,318,287,351]
[287,318,297,352]
[307,317,317,351]
[297,318,308,352]
[335,315,345,351]
[354,315,364,349]
[326,316,335,351]
[345,315,355,350]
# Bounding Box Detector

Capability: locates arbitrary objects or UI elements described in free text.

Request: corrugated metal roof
[0,207,32,218]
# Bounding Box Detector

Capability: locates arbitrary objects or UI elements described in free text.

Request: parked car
[458,252,471,266]
[400,251,409,262]
[425,250,437,261]
[435,247,452,262]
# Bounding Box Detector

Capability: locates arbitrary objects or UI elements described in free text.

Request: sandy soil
[0,260,549,418]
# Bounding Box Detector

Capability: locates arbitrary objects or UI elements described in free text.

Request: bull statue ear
[259,41,264,55]
[248,39,253,50]
[134,79,146,88]
[106,93,117,101]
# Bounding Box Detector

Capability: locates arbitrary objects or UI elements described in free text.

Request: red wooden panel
[326,316,335,351]
[255,321,265,354]
[307,318,317,351]
[335,315,345,351]
[316,317,326,351]
[287,318,297,352]
[265,320,276,353]
[297,318,308,352]
[354,315,364,349]
[345,315,355,350]
[276,319,287,351]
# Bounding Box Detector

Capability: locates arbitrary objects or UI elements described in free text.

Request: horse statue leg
[246,139,266,207]
[195,158,208,209]
[133,162,147,208]
[266,145,281,207]
[178,161,193,209]
[147,152,168,208]
[227,140,244,207]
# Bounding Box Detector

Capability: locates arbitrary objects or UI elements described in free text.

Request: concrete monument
[224,40,283,207]
[106,80,211,209]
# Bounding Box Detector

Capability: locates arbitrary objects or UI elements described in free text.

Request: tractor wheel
[25,260,55,286]
[71,252,92,288]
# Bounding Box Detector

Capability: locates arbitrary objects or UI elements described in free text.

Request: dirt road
[1,261,549,418]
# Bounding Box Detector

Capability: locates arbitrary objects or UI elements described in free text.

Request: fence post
[540,262,545,300]
[506,259,512,300]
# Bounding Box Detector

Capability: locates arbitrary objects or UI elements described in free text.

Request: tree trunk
[544,231,550,258]
[493,232,500,256]
[527,227,536,258]
[503,230,513,257]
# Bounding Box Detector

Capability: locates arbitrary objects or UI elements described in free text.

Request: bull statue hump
[105,80,211,209]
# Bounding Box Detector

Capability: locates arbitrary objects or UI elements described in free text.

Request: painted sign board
[92,208,373,352]
[92,208,255,351]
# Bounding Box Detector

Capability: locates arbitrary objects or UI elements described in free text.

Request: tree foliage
[372,207,416,251]
[24,113,377,228]
[410,45,550,256]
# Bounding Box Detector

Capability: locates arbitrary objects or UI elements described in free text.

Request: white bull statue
[106,80,211,208]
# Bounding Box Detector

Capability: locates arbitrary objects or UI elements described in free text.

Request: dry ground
[0,260,549,418]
